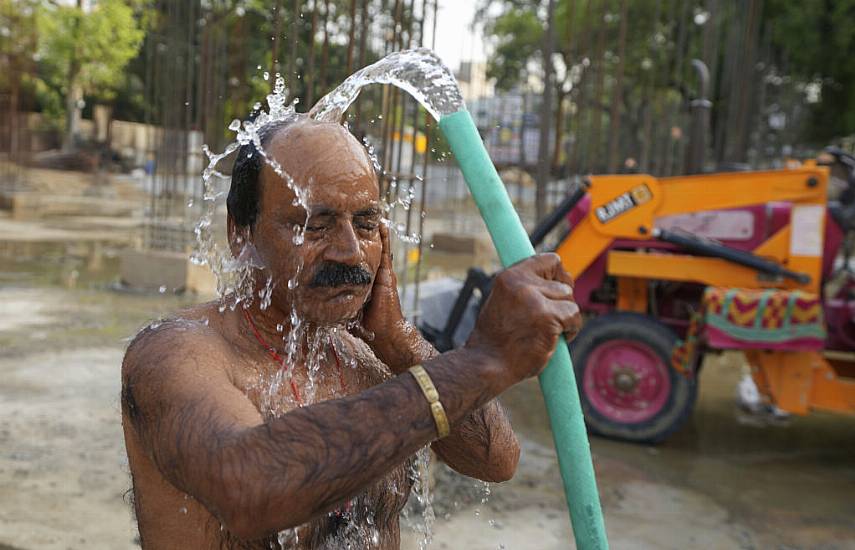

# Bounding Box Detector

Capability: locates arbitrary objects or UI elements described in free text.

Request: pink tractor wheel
[570,312,697,443]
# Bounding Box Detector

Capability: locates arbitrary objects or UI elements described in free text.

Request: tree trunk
[306,0,318,106]
[231,12,248,118]
[346,0,357,74]
[560,0,576,173]
[62,0,84,152]
[728,0,763,164]
[519,84,529,169]
[8,55,20,161]
[353,0,370,130]
[63,78,83,152]
[639,0,663,173]
[589,0,609,173]
[569,0,593,173]
[319,0,330,92]
[289,0,300,100]
[606,0,628,172]
[552,87,566,170]
[270,0,283,92]
[358,0,368,68]
[535,0,556,222]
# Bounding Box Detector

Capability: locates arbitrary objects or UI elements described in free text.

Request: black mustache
[309,262,372,288]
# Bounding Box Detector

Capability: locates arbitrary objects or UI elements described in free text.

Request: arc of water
[312,48,608,550]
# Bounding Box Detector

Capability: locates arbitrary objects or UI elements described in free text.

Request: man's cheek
[278,247,315,280]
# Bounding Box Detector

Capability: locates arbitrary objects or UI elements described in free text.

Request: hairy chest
[224,337,417,548]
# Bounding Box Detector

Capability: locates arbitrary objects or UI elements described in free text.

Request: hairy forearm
[374,324,520,482]
[211,348,502,539]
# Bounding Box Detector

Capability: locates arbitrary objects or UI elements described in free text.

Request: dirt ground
[1,259,855,549]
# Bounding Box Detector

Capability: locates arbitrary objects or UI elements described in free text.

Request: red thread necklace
[241,308,348,405]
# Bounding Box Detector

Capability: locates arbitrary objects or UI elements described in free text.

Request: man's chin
[296,287,368,325]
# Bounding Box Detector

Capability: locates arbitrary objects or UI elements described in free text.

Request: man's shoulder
[122,302,233,382]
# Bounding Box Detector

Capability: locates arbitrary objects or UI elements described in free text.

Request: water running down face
[228,118,383,325]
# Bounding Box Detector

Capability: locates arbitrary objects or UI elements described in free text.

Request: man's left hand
[352,223,424,371]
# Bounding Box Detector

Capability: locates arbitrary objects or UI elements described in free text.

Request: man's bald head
[227,116,374,228]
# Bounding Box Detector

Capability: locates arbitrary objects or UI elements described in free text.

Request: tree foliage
[483,5,542,91]
[478,0,855,168]
[37,0,145,102]
[765,0,855,141]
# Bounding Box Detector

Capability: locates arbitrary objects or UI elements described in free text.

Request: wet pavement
[490,357,855,550]
[1,254,854,549]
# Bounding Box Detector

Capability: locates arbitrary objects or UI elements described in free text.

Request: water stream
[309,48,464,122]
[192,47,489,548]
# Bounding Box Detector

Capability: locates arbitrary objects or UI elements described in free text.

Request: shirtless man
[121,117,582,549]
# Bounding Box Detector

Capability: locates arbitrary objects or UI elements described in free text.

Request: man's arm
[374,322,520,482]
[122,322,504,541]
[357,225,521,481]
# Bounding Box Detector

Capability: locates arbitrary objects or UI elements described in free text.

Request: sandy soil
[1,282,855,550]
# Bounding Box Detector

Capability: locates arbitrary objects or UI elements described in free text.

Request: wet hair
[227,116,299,228]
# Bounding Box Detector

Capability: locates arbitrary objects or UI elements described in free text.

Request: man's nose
[324,221,362,265]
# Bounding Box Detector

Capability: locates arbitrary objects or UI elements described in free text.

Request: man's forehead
[265,120,374,176]
[258,120,380,210]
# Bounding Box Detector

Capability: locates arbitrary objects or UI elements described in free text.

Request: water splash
[258,274,275,310]
[412,448,436,550]
[310,48,464,122]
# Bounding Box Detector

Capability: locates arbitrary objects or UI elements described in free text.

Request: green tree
[478,0,674,171]
[482,5,542,91]
[481,0,855,175]
[765,0,855,142]
[37,0,145,150]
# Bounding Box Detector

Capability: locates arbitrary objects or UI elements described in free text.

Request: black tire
[569,311,698,444]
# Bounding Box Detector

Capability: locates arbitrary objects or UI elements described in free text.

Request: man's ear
[227,215,252,259]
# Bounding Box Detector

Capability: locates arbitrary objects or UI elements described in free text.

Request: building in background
[456,61,494,103]
[470,91,553,169]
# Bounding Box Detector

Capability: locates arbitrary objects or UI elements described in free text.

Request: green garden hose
[439,109,608,550]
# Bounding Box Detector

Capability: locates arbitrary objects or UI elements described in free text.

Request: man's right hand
[465,253,582,391]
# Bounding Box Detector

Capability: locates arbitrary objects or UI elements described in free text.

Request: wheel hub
[612,367,638,392]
